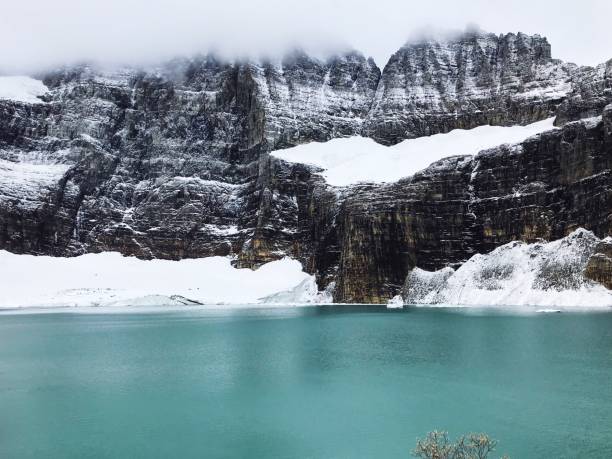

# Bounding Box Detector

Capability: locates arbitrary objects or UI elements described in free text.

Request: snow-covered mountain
[0,30,610,305]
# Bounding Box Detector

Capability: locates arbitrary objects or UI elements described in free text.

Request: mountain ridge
[0,30,610,302]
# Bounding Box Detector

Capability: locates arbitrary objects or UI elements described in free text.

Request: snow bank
[0,252,321,308]
[401,229,612,309]
[0,76,48,104]
[260,278,334,304]
[271,118,556,186]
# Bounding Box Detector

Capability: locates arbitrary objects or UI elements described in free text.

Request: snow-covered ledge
[271,118,557,186]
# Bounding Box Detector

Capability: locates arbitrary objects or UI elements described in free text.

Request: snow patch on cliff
[0,76,48,104]
[0,252,323,308]
[0,160,71,210]
[401,229,612,308]
[271,118,556,186]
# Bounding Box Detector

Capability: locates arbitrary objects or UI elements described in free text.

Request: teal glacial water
[1,306,612,458]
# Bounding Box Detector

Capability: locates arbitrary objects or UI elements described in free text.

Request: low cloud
[1,0,610,74]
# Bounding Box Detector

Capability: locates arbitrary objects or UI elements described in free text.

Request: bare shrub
[412,431,508,459]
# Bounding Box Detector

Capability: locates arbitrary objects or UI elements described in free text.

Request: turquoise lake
[1,306,611,458]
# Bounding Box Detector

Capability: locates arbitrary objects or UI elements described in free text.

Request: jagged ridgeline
[0,31,611,303]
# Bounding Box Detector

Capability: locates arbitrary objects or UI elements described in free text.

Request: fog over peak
[2,0,611,74]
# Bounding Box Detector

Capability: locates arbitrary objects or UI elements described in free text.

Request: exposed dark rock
[584,240,612,289]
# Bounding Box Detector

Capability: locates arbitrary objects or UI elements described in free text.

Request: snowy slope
[401,229,612,308]
[0,76,48,104]
[0,252,321,308]
[271,118,557,186]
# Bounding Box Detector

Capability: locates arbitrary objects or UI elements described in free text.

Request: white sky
[1,0,610,73]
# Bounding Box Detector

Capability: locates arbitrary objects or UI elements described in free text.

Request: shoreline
[2,302,611,315]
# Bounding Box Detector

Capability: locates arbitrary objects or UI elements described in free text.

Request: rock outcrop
[0,30,611,303]
[555,60,612,125]
[584,240,612,290]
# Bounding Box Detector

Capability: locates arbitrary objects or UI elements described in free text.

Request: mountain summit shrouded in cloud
[1,0,611,73]
[1,27,610,304]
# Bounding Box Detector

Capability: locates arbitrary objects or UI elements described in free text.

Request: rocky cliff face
[254,50,381,148]
[362,32,575,145]
[555,59,612,125]
[1,59,264,260]
[0,30,610,303]
[0,50,382,260]
[289,111,610,303]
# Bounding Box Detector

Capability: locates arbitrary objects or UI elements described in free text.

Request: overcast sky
[2,0,610,73]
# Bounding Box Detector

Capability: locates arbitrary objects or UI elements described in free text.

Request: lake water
[1,306,611,458]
